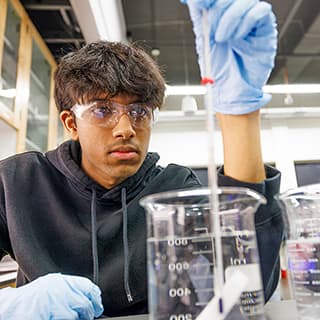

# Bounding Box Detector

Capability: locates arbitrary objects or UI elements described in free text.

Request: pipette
[201,9,225,314]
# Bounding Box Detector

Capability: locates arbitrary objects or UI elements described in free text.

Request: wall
[149,114,320,192]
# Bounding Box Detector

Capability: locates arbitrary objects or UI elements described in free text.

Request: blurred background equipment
[18,0,320,111]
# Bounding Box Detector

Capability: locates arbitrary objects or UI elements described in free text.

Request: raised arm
[217,111,265,183]
[183,0,282,302]
[183,0,277,182]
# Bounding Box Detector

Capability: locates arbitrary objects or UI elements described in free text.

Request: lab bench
[103,300,298,320]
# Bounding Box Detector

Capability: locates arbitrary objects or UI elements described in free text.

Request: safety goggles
[71,100,159,129]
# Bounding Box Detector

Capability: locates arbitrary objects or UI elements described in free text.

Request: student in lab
[0,0,282,319]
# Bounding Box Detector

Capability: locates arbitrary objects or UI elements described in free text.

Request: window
[295,161,320,186]
[192,168,208,186]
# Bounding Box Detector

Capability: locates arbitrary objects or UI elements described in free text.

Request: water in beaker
[140,187,266,320]
[277,184,320,320]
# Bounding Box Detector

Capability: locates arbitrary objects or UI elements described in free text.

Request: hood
[46,140,160,202]
[46,140,161,305]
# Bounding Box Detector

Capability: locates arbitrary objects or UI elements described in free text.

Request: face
[61,93,152,189]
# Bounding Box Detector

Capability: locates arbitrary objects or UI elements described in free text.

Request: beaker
[277,183,320,320]
[140,187,266,320]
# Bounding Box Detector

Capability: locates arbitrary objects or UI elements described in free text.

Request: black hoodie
[0,140,283,317]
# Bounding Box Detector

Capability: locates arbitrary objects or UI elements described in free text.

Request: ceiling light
[263,84,320,94]
[165,85,206,96]
[284,93,294,105]
[151,48,161,57]
[165,84,320,96]
[70,0,126,42]
[90,0,126,41]
[156,107,320,122]
[181,95,198,114]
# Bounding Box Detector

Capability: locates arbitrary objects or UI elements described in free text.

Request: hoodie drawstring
[90,187,133,303]
[91,189,99,284]
[121,187,133,302]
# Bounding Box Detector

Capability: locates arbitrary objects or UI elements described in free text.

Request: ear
[60,110,79,140]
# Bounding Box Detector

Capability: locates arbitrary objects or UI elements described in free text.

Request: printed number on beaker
[168,238,188,246]
[168,262,190,273]
[169,314,193,320]
[169,287,191,297]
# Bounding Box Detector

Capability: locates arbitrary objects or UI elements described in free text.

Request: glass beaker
[140,187,266,320]
[277,184,320,320]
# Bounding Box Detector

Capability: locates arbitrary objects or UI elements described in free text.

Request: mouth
[109,146,139,160]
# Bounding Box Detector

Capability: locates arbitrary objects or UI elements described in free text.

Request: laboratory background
[0,0,320,305]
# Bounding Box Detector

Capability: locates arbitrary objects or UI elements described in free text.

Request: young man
[0,0,283,319]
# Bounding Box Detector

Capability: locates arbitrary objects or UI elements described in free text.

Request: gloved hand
[182,0,278,114]
[0,273,104,320]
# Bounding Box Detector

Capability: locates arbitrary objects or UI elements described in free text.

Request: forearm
[216,110,266,183]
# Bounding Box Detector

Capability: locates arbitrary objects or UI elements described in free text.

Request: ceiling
[19,0,85,57]
[19,0,320,111]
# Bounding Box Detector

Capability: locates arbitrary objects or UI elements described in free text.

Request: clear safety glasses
[71,100,159,129]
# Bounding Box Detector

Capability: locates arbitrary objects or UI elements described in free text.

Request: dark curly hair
[54,41,166,112]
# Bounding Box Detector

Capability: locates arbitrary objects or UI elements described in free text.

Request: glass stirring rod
[201,9,225,314]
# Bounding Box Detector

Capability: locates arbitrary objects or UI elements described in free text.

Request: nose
[112,114,136,139]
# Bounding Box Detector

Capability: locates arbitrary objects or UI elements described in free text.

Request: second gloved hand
[0,273,104,320]
[183,0,278,114]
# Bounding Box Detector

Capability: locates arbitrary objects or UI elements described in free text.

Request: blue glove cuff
[212,89,272,115]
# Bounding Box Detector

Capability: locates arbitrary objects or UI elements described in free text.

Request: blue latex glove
[182,0,278,114]
[0,273,104,320]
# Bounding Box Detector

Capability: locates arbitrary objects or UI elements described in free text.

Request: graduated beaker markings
[277,183,320,320]
[141,187,266,320]
[287,238,320,313]
[148,235,214,320]
[148,230,264,320]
